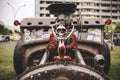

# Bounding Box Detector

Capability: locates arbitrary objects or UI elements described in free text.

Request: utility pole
[110,0,112,19]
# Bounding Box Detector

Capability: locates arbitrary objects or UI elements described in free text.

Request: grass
[0,42,120,80]
[109,46,120,80]
[0,42,17,80]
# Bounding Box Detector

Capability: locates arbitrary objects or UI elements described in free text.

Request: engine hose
[66,35,77,49]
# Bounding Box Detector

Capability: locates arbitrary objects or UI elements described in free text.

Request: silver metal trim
[76,50,86,65]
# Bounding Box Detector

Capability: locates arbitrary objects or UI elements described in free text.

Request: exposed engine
[14,3,110,80]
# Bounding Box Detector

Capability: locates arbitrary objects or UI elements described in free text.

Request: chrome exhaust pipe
[39,51,49,65]
[94,54,105,68]
[76,50,86,65]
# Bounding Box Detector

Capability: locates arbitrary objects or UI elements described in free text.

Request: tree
[0,22,13,35]
[114,22,120,33]
[3,28,13,35]
[0,24,5,34]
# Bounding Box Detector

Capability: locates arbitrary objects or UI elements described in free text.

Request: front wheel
[103,43,111,74]
[14,41,23,75]
[18,61,110,80]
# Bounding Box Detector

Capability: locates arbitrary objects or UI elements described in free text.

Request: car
[0,35,3,42]
[14,3,110,80]
[0,35,5,42]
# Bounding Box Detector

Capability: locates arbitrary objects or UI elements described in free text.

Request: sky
[0,0,34,27]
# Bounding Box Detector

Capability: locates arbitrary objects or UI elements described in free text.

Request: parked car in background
[112,33,120,46]
[0,35,10,42]
[0,35,4,42]
[9,35,14,41]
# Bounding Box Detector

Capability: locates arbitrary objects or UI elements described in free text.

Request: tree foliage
[114,22,120,33]
[0,24,5,34]
[3,28,13,35]
[104,22,120,33]
[104,22,120,39]
[0,24,13,35]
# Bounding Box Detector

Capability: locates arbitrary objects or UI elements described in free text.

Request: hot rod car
[14,3,110,80]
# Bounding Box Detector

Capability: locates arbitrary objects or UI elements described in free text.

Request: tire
[14,41,23,75]
[103,43,111,74]
[18,61,110,80]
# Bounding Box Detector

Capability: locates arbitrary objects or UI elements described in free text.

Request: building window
[112,16,117,19]
[101,4,110,7]
[112,0,117,1]
[40,1,44,4]
[97,10,99,12]
[102,16,110,19]
[40,7,44,10]
[102,0,110,1]
[76,2,79,5]
[87,9,90,12]
[97,16,99,17]
[102,10,110,13]
[112,10,117,13]
[97,4,99,6]
[46,1,52,4]
[46,14,50,17]
[76,8,79,11]
[112,4,117,8]
[54,1,62,4]
[40,14,44,17]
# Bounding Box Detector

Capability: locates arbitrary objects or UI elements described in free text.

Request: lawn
[109,46,120,80]
[0,42,17,80]
[0,42,120,80]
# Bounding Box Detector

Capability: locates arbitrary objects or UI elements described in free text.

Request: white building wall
[35,0,120,22]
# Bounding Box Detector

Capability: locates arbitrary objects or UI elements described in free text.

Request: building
[35,0,120,22]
